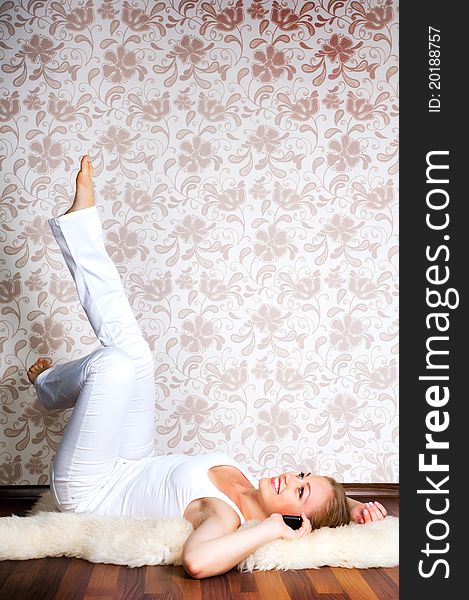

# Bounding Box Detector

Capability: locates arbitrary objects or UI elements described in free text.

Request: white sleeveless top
[56,451,259,524]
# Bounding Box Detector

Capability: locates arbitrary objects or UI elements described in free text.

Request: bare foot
[63,155,95,215]
[27,358,52,385]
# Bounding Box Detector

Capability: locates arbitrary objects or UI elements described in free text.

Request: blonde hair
[308,476,351,530]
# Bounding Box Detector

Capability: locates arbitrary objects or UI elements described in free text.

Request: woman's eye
[299,487,304,498]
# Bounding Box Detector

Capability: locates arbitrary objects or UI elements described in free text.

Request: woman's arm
[182,501,311,579]
[183,514,277,578]
[347,496,363,513]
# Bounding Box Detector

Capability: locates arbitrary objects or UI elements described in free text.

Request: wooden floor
[0,496,398,600]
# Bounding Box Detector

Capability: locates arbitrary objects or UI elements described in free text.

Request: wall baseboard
[0,485,45,500]
[344,483,399,497]
[0,483,399,501]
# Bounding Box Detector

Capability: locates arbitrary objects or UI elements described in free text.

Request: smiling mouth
[271,476,280,494]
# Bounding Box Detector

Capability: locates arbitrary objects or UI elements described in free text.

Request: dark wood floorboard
[0,496,398,599]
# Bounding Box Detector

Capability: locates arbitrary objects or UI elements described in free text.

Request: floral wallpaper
[0,0,398,486]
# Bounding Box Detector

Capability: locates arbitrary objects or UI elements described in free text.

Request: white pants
[36,207,155,511]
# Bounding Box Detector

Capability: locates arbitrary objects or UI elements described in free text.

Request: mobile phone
[282,515,303,530]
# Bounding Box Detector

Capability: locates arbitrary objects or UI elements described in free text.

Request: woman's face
[259,471,333,518]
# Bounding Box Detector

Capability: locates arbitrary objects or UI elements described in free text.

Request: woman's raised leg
[47,156,149,358]
[31,156,156,509]
[46,158,156,459]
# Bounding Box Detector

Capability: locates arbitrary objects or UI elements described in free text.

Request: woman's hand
[265,512,312,540]
[350,500,387,524]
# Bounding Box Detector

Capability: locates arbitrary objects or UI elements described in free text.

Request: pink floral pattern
[1,0,398,485]
[252,45,295,82]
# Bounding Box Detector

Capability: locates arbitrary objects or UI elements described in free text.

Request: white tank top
[64,451,259,524]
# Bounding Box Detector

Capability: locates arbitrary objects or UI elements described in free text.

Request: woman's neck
[237,486,269,522]
[210,465,268,522]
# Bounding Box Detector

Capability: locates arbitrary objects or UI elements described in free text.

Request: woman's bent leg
[35,346,155,461]
[47,346,136,510]
[34,351,105,410]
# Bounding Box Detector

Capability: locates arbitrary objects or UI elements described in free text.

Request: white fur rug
[0,491,398,570]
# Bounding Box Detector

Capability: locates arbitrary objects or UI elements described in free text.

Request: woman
[27,156,387,579]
